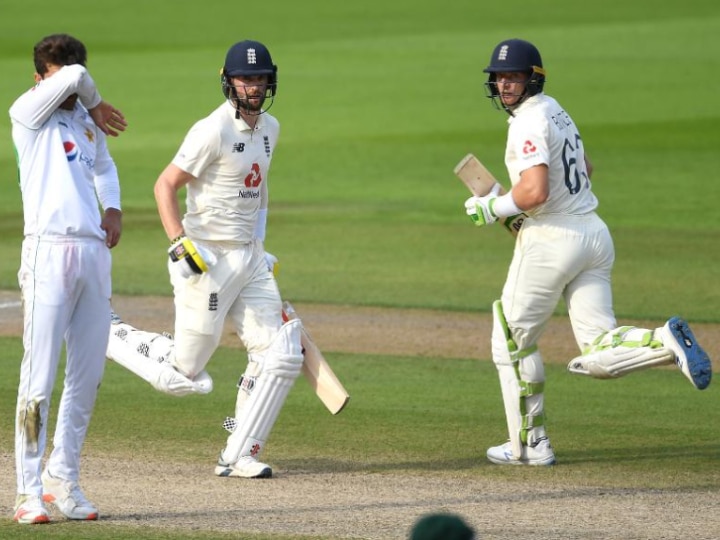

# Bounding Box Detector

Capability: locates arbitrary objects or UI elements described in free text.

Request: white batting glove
[264,251,279,276]
[464,183,501,227]
[168,236,217,279]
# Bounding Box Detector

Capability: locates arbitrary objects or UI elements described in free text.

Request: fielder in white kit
[10,34,126,523]
[464,38,712,466]
[107,39,303,479]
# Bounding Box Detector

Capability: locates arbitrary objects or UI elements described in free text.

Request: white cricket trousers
[16,236,111,496]
[501,212,617,353]
[169,239,283,378]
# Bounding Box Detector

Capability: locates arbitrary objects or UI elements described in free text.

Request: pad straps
[585,326,664,354]
[498,305,545,444]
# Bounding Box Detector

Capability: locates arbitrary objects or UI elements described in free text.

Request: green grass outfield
[1,339,719,539]
[1,0,719,538]
[0,0,719,319]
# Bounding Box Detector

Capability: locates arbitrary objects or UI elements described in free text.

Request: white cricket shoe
[661,317,712,390]
[215,455,273,478]
[41,470,98,520]
[13,494,50,524]
[487,437,556,466]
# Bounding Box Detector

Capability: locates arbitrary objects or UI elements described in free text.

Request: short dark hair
[33,34,87,76]
[410,513,476,540]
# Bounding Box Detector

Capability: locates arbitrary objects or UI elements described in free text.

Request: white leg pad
[235,360,262,419]
[491,301,546,459]
[568,326,674,379]
[220,319,303,464]
[107,320,213,396]
[221,360,264,434]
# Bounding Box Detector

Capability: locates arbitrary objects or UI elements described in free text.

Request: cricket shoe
[661,317,712,390]
[41,470,98,520]
[13,494,50,524]
[215,455,272,478]
[487,437,556,466]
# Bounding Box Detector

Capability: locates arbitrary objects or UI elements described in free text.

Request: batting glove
[168,236,217,279]
[464,184,501,227]
[264,251,279,276]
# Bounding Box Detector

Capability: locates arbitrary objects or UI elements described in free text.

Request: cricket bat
[453,153,526,237]
[282,301,350,415]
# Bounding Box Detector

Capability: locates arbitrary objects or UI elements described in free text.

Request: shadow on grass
[558,442,720,465]
[277,441,720,477]
[277,456,483,474]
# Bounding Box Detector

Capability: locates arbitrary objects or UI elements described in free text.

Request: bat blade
[453,153,525,237]
[453,153,503,196]
[283,302,350,415]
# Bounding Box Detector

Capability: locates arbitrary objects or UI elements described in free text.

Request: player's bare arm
[467,163,549,225]
[512,164,550,210]
[154,164,195,240]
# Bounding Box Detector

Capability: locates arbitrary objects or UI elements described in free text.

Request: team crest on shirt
[85,129,95,142]
[63,141,78,161]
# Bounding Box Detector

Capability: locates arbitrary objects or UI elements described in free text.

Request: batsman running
[107,39,302,479]
[463,38,712,466]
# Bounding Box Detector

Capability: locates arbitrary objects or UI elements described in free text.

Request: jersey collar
[224,101,266,131]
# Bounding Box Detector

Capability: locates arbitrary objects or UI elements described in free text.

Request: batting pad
[107,320,213,396]
[221,319,303,464]
[491,300,546,459]
[568,326,674,379]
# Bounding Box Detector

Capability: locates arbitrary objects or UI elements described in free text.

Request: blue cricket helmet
[483,38,546,113]
[221,40,278,114]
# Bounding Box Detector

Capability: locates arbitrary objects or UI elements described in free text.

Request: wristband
[254,208,268,241]
[492,192,523,218]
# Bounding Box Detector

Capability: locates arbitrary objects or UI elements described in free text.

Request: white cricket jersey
[505,93,598,216]
[172,102,279,244]
[9,65,119,240]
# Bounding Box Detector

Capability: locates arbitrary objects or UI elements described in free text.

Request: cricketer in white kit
[464,38,712,466]
[10,33,126,524]
[107,39,303,480]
